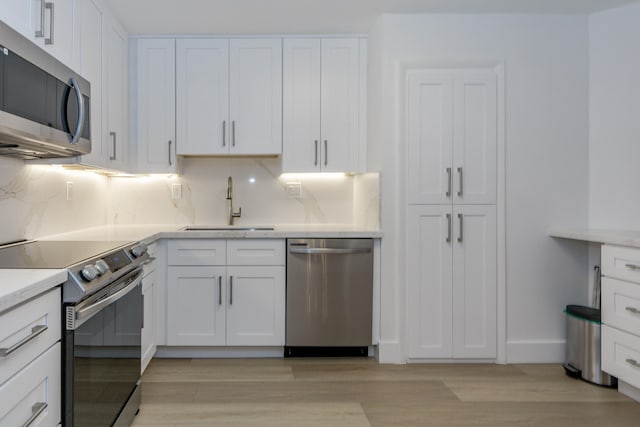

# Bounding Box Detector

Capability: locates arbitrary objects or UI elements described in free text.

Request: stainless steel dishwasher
[285,238,373,357]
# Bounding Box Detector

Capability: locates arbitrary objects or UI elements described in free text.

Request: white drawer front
[602,277,640,335]
[602,325,640,389]
[168,239,226,265]
[0,342,61,427]
[0,288,61,385]
[227,240,285,266]
[602,245,640,284]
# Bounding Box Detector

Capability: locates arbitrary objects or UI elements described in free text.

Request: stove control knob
[131,243,148,258]
[94,260,109,275]
[81,265,99,281]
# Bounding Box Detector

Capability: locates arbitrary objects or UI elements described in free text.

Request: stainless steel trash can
[563,305,616,387]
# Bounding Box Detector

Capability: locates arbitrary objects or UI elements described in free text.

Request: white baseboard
[506,340,565,363]
[155,346,284,358]
[618,380,640,403]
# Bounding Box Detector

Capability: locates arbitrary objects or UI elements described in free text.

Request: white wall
[369,14,590,363]
[589,3,640,229]
[0,157,108,244]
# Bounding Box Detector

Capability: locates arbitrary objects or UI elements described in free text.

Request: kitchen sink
[183,226,275,231]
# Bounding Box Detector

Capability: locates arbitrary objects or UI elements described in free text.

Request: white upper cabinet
[176,38,282,156]
[105,16,129,171]
[176,39,229,155]
[407,69,497,205]
[132,38,178,174]
[283,38,366,173]
[1,0,78,70]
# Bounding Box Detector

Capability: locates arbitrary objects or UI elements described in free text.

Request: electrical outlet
[171,183,183,200]
[285,182,302,198]
[66,181,73,201]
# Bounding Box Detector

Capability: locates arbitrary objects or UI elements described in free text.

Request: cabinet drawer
[602,245,640,284]
[602,277,640,334]
[0,342,61,427]
[168,239,226,265]
[227,240,285,266]
[0,288,61,385]
[603,325,640,389]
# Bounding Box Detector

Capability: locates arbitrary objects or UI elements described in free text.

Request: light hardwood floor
[131,358,640,426]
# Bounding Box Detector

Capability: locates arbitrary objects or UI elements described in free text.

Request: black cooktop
[0,240,132,269]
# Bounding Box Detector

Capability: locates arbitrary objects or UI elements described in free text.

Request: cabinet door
[406,205,453,358]
[452,205,497,358]
[106,16,128,171]
[282,38,321,172]
[406,71,454,204]
[41,0,77,70]
[229,39,282,155]
[320,39,360,172]
[1,0,33,39]
[226,266,285,346]
[167,267,226,346]
[77,0,107,168]
[176,39,229,155]
[453,71,497,205]
[134,39,177,173]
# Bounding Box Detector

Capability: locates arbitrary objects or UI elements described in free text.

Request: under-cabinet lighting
[279,173,349,181]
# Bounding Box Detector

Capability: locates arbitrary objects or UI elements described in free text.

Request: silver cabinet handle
[168,140,172,166]
[625,307,640,314]
[0,325,48,357]
[69,78,84,145]
[457,213,463,243]
[446,168,452,197]
[314,140,318,166]
[457,167,463,197]
[446,213,452,243]
[109,131,116,160]
[625,263,640,270]
[218,276,222,306]
[289,247,372,255]
[222,121,226,147]
[229,276,233,305]
[35,0,45,37]
[324,140,328,166]
[232,121,236,147]
[626,358,640,368]
[22,402,48,427]
[44,2,54,45]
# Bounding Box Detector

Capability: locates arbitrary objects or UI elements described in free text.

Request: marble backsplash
[0,156,379,244]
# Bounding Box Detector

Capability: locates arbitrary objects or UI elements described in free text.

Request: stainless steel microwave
[0,20,90,159]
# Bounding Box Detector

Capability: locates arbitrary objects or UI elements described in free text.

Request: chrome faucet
[226,176,242,226]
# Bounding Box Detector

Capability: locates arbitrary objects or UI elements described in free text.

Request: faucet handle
[232,207,242,218]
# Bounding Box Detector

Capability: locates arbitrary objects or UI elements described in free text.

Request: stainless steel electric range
[0,239,150,427]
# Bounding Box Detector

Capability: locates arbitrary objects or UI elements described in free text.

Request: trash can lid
[565,304,601,323]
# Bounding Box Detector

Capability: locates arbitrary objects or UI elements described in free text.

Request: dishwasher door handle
[289,247,372,255]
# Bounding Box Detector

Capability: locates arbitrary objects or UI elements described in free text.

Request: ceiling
[105,0,639,35]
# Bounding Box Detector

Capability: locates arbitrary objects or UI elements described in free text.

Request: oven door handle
[72,270,143,329]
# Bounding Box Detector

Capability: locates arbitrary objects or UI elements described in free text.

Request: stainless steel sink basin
[183,226,275,231]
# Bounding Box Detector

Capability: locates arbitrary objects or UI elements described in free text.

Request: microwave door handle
[69,78,84,145]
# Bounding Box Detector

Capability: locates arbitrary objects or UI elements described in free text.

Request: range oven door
[63,268,143,427]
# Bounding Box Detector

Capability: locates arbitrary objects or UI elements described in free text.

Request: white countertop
[1,224,382,312]
[0,269,67,314]
[549,228,640,248]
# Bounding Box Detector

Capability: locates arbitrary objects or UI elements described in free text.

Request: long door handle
[289,247,372,255]
[232,121,236,147]
[69,78,84,145]
[446,168,452,197]
[44,2,54,45]
[218,276,222,306]
[109,131,116,160]
[0,325,48,358]
[229,276,233,305]
[22,402,48,427]
[446,213,452,243]
[314,140,318,166]
[457,213,463,243]
[324,140,328,166]
[222,120,226,147]
[168,140,172,166]
[35,0,45,37]
[457,167,463,197]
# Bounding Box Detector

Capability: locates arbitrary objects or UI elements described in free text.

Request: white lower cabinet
[141,244,157,373]
[407,205,497,359]
[166,239,285,347]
